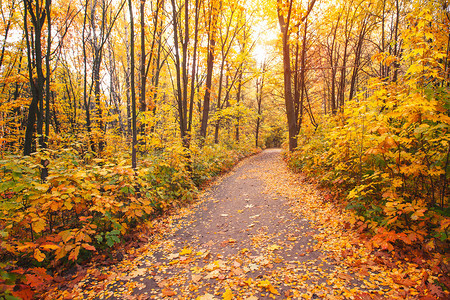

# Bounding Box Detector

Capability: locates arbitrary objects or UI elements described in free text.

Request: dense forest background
[0,0,449,298]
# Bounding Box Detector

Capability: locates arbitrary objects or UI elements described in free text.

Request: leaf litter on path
[44,149,448,299]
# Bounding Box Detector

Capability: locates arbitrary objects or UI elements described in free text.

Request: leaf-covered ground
[44,149,447,299]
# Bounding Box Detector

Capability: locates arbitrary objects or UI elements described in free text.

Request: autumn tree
[23,0,52,155]
[200,0,220,141]
[277,0,316,151]
[255,60,266,147]
[83,0,125,154]
[169,0,201,149]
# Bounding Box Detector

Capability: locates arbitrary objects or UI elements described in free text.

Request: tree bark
[255,62,265,147]
[129,0,137,169]
[140,0,146,112]
[200,1,218,142]
[23,0,49,155]
[277,0,297,151]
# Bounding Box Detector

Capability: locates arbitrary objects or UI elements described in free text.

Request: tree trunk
[23,0,49,155]
[329,13,341,115]
[129,0,137,169]
[277,0,297,151]
[200,3,218,141]
[188,0,200,133]
[349,17,367,101]
[44,0,51,148]
[92,50,104,152]
[255,62,265,147]
[140,0,146,112]
[170,0,187,140]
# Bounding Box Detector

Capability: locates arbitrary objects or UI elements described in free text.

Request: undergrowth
[0,141,259,299]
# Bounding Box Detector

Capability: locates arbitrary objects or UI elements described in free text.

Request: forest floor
[44,149,445,300]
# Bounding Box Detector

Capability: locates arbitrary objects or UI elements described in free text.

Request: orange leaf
[162,288,177,296]
[25,274,44,289]
[40,243,60,251]
[31,267,52,280]
[69,246,80,261]
[81,243,96,251]
[12,285,34,300]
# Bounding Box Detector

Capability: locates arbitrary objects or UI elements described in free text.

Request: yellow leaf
[258,279,279,295]
[179,247,192,256]
[33,218,46,233]
[222,288,233,300]
[34,248,46,262]
[258,279,271,288]
[267,244,282,251]
[268,285,280,295]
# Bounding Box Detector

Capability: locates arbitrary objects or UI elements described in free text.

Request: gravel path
[126,149,332,299]
[53,149,434,299]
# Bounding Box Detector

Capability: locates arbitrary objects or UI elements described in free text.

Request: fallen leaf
[96,274,108,281]
[205,269,220,279]
[267,244,282,251]
[197,293,217,300]
[162,288,176,296]
[244,278,255,286]
[222,288,233,300]
[179,247,192,256]
[232,268,244,276]
[258,279,280,295]
[338,273,352,281]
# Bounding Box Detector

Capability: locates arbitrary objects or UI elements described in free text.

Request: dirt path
[50,149,437,299]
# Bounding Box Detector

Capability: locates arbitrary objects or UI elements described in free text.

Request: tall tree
[140,0,146,112]
[86,0,125,153]
[200,0,220,141]
[213,2,243,144]
[277,0,316,151]
[255,61,266,147]
[23,0,52,155]
[128,0,137,168]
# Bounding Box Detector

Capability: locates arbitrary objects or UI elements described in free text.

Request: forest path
[56,149,425,300]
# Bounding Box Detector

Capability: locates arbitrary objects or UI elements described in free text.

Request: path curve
[51,149,433,300]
